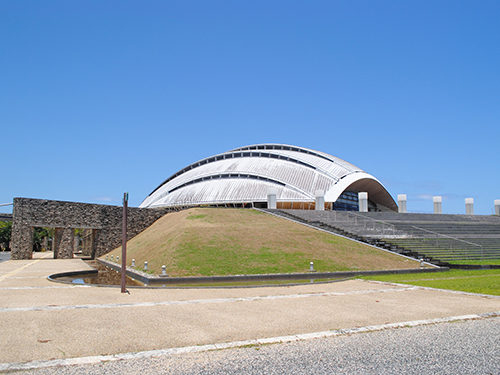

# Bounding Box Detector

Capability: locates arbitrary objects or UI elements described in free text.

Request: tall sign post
[121,192,128,293]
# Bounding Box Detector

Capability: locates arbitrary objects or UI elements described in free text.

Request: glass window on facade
[332,191,378,211]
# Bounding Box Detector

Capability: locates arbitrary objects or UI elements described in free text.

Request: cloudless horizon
[1,1,499,215]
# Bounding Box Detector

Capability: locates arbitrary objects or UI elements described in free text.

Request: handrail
[409,225,483,260]
[325,211,399,237]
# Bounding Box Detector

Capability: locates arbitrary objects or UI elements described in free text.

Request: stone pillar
[358,192,368,212]
[53,228,74,259]
[10,223,33,260]
[433,196,442,214]
[495,200,500,216]
[90,229,101,259]
[465,198,474,216]
[315,190,325,211]
[267,188,277,210]
[397,194,407,213]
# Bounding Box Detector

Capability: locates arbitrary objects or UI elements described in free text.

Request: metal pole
[121,192,128,293]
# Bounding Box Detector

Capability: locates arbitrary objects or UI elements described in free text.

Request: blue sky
[1,1,499,215]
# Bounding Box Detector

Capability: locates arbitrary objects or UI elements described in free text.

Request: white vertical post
[267,188,277,210]
[315,190,325,211]
[358,192,368,212]
[397,194,407,213]
[433,196,442,214]
[495,200,500,216]
[465,198,474,215]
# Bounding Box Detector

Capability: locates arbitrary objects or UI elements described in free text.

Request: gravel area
[22,316,500,375]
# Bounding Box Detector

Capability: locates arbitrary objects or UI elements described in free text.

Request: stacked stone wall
[11,198,171,259]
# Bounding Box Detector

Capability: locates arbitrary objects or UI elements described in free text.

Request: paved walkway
[1,253,499,371]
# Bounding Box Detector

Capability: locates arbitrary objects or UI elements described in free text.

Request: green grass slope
[104,208,421,276]
[362,269,500,296]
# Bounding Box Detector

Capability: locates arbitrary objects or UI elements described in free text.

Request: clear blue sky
[1,1,499,215]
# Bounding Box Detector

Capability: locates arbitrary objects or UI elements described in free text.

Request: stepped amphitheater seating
[266,209,500,264]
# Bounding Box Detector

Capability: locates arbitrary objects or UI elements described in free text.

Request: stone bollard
[132,259,135,267]
[162,265,167,276]
[144,261,148,271]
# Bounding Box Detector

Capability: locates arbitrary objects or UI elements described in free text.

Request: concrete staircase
[263,209,500,265]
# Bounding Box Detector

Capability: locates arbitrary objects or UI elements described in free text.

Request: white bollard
[315,190,325,211]
[398,194,407,213]
[433,196,442,214]
[162,265,167,276]
[132,259,135,267]
[309,262,315,272]
[495,200,500,216]
[358,192,368,212]
[144,261,148,271]
[465,198,474,215]
[267,188,277,209]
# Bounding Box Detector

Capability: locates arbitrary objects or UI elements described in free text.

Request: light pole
[121,192,128,293]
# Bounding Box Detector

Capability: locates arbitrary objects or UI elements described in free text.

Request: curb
[1,311,499,372]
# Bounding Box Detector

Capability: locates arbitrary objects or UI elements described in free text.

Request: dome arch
[140,144,397,212]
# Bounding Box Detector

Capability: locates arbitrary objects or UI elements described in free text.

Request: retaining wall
[11,198,171,260]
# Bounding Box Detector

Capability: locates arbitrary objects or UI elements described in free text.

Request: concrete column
[54,228,74,259]
[495,200,500,215]
[397,194,407,213]
[315,190,325,211]
[358,192,368,212]
[267,188,277,210]
[433,196,442,214]
[465,198,474,215]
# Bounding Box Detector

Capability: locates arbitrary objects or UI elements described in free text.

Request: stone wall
[11,198,172,260]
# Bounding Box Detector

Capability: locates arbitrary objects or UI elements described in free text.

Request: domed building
[140,144,397,212]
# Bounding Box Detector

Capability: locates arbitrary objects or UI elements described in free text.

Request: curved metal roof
[140,143,397,211]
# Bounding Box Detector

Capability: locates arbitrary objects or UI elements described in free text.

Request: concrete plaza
[0,252,499,371]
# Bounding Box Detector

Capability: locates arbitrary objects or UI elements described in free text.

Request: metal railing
[408,226,484,260]
[321,211,403,238]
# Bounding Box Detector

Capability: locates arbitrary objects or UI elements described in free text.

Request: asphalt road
[22,316,500,375]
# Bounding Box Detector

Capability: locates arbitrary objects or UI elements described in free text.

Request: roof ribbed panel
[140,143,397,211]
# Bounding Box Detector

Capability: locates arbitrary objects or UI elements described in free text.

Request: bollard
[106,255,108,260]
[420,259,424,267]
[466,198,474,215]
[116,256,119,263]
[144,261,148,271]
[111,255,113,261]
[132,259,135,267]
[433,196,442,214]
[162,265,167,276]
[309,262,315,272]
[358,192,368,212]
[397,194,407,213]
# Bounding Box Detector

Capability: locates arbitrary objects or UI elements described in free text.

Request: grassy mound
[103,208,421,276]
